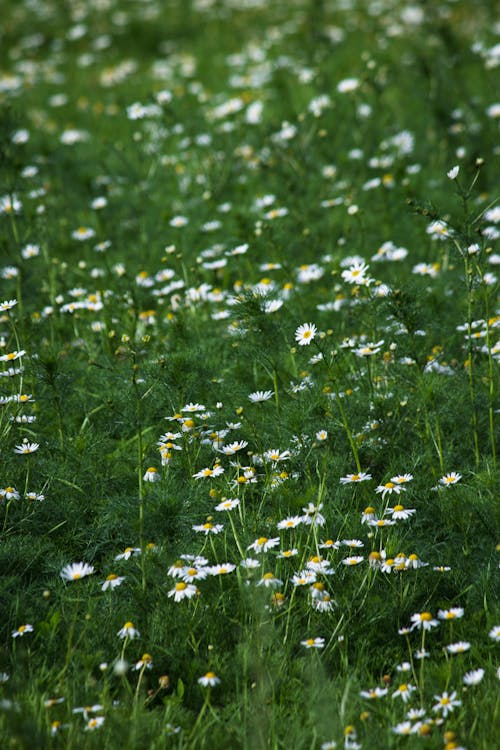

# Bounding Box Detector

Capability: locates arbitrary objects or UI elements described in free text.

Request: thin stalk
[464,255,480,468]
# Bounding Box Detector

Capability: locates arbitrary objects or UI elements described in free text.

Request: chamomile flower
[488,625,500,641]
[361,507,378,524]
[341,261,370,284]
[192,522,224,535]
[342,556,364,566]
[463,668,485,686]
[301,637,325,649]
[12,624,34,638]
[60,562,95,581]
[168,582,199,602]
[192,465,225,479]
[375,481,406,499]
[432,690,461,717]
[117,621,140,639]
[277,515,303,530]
[391,473,413,484]
[295,322,317,346]
[385,505,416,520]
[257,572,283,588]
[392,683,416,702]
[340,472,372,484]
[446,641,471,654]
[439,472,462,486]
[115,547,141,560]
[198,672,220,687]
[248,390,273,403]
[143,467,160,482]
[0,299,17,312]
[360,686,388,699]
[221,440,248,455]
[72,226,95,241]
[215,498,240,511]
[410,612,439,631]
[368,519,396,529]
[101,574,125,591]
[247,537,280,553]
[85,717,105,731]
[133,653,153,671]
[438,607,464,620]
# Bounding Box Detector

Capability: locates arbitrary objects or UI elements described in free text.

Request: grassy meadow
[0,0,499,747]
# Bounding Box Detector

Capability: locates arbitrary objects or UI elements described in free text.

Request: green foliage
[0,0,498,748]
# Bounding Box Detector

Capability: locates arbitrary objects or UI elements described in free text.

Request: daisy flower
[247,537,280,553]
[248,390,273,403]
[342,556,364,566]
[463,668,485,686]
[277,515,303,530]
[295,322,317,346]
[0,299,17,312]
[12,624,34,638]
[133,653,153,671]
[84,717,105,731]
[257,572,283,588]
[301,637,325,649]
[198,672,220,687]
[192,465,225,480]
[438,607,464,620]
[410,612,439,631]
[360,687,388,699]
[206,563,236,575]
[101,574,125,591]
[115,546,141,560]
[391,473,413,484]
[432,690,461,717]
[221,440,248,455]
[446,641,471,654]
[392,683,416,702]
[168,582,199,602]
[60,562,95,581]
[143,467,160,482]
[439,471,462,486]
[488,625,500,641]
[341,261,370,284]
[71,226,95,241]
[340,472,372,484]
[385,505,416,520]
[192,522,224,535]
[117,621,140,639]
[375,481,406,499]
[215,498,240,511]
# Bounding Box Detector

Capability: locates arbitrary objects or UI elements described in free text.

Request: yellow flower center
[257,537,268,545]
[384,482,395,489]
[420,612,432,621]
[393,505,404,512]
[123,621,134,629]
[107,574,118,581]
[175,583,187,591]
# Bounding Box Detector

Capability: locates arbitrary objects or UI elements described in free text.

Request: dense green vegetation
[0,0,498,747]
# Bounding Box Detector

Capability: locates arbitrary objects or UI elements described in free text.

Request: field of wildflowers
[0,0,499,747]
